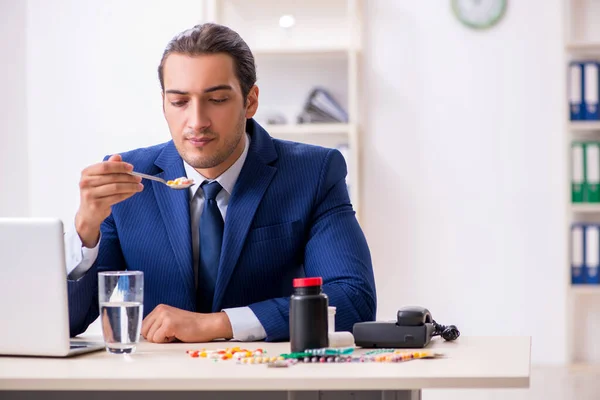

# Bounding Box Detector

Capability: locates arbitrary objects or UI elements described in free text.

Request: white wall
[20,0,567,364]
[362,1,566,364]
[26,0,206,226]
[0,0,29,216]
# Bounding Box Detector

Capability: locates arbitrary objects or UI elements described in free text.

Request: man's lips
[187,137,214,147]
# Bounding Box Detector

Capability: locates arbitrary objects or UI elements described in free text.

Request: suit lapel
[212,120,278,311]
[153,142,194,301]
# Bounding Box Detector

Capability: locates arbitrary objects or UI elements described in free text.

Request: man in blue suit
[66,23,376,343]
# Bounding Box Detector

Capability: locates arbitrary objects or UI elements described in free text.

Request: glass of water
[98,271,143,354]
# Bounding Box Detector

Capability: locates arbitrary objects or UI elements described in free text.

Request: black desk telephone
[352,306,460,348]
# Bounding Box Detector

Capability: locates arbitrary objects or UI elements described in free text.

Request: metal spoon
[129,171,194,190]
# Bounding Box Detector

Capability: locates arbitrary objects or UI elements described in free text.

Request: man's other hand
[75,154,143,248]
[141,304,234,343]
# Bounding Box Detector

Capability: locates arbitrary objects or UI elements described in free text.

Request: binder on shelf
[584,62,600,121]
[571,223,585,285]
[586,142,600,202]
[572,141,585,203]
[569,61,584,121]
[297,87,349,124]
[585,224,600,284]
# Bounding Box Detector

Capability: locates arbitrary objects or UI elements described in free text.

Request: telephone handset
[352,306,460,348]
[397,306,433,326]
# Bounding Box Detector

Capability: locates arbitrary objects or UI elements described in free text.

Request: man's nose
[187,101,210,132]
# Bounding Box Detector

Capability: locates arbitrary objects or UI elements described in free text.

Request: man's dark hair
[158,23,256,102]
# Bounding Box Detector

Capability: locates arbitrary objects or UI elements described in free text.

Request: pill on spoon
[167,177,194,189]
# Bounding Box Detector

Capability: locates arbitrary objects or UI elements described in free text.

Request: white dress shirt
[64,133,267,341]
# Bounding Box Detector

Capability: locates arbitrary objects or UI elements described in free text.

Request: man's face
[162,53,258,178]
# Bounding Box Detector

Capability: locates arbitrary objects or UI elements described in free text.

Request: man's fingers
[88,183,143,199]
[101,193,140,207]
[141,312,157,339]
[107,154,122,162]
[152,325,175,344]
[83,173,142,188]
[146,317,163,343]
[83,160,133,177]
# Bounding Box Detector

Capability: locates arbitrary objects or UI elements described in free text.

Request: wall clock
[452,0,507,30]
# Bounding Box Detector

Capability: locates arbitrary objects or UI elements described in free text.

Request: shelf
[253,46,354,57]
[209,0,363,220]
[570,285,600,295]
[572,204,600,213]
[265,123,352,136]
[568,362,600,372]
[569,122,600,132]
[566,42,600,55]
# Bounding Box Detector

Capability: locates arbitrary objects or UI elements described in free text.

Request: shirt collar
[183,132,251,198]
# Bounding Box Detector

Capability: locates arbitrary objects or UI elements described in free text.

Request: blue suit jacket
[68,119,377,341]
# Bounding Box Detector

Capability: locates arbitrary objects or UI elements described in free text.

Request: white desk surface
[0,336,530,391]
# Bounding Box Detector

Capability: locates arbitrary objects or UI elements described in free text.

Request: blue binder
[585,224,600,284]
[569,62,584,121]
[571,223,585,284]
[584,62,600,121]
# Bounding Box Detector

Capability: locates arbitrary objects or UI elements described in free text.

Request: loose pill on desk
[268,359,298,368]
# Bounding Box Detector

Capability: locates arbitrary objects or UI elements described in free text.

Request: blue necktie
[196,181,224,313]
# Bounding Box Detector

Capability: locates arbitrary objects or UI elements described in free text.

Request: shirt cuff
[222,307,267,341]
[64,220,101,280]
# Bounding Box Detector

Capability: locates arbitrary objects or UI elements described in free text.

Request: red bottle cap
[293,277,323,288]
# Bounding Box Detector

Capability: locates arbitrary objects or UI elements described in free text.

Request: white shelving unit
[565,0,600,367]
[572,204,600,213]
[569,121,600,132]
[265,123,354,136]
[566,42,600,55]
[571,285,600,295]
[202,0,363,221]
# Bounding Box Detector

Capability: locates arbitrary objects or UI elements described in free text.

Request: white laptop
[0,217,104,357]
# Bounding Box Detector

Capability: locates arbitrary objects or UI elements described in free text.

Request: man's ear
[161,91,165,114]
[245,85,259,118]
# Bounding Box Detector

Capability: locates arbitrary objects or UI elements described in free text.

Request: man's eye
[210,98,228,104]
[170,101,187,107]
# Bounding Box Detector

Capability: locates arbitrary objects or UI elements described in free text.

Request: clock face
[452,0,507,30]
